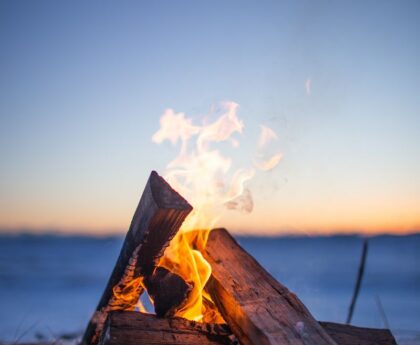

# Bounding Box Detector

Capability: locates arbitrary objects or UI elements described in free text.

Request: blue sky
[1,0,419,234]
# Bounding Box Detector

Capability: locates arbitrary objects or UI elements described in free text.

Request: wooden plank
[320,321,397,345]
[98,311,235,345]
[204,228,336,345]
[82,171,192,345]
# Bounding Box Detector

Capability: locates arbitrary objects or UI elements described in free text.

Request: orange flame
[110,277,146,312]
[108,245,148,314]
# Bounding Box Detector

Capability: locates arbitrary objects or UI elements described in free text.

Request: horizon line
[1,227,419,239]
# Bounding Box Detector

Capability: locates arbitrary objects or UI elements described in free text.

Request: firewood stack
[82,171,397,345]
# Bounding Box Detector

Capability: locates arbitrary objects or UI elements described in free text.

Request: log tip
[208,228,236,245]
[149,171,192,211]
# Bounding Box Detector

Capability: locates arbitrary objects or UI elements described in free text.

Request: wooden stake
[374,295,390,329]
[82,171,192,345]
[346,239,368,324]
[204,228,336,345]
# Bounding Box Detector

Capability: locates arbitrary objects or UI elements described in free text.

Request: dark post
[346,239,369,324]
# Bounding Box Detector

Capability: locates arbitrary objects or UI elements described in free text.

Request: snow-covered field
[0,233,419,344]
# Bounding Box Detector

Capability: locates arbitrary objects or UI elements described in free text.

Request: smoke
[255,153,283,171]
[305,78,311,95]
[255,125,283,172]
[152,101,282,229]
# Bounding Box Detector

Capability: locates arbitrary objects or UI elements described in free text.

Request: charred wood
[98,311,236,345]
[82,171,192,345]
[144,266,193,317]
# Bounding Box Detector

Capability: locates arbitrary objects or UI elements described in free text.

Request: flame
[108,244,148,314]
[91,276,148,345]
[153,101,281,322]
[111,277,145,311]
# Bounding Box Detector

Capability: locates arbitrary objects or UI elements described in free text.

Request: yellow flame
[158,230,220,321]
[110,276,146,311]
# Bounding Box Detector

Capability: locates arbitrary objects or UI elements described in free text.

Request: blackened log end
[149,171,193,211]
[144,267,193,317]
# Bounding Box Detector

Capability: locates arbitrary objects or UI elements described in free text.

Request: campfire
[80,171,397,345]
[81,104,396,345]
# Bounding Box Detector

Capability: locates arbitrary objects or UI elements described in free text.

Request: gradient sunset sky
[1,0,419,236]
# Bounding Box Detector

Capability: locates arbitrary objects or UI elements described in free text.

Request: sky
[0,0,419,236]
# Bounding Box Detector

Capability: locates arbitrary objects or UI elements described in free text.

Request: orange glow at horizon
[1,194,419,236]
[2,187,418,237]
[1,219,418,237]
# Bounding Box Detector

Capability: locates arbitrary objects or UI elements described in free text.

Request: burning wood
[99,311,235,345]
[319,322,397,345]
[98,311,397,345]
[80,170,396,345]
[82,171,192,345]
[144,267,193,317]
[204,228,336,345]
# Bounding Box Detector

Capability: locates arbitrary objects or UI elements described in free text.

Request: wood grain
[13,321,397,345]
[204,228,336,345]
[98,311,235,345]
[320,321,397,345]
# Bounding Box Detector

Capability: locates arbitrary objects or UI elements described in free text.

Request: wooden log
[12,322,396,345]
[320,321,397,345]
[98,311,236,345]
[144,266,193,317]
[204,228,336,345]
[82,171,192,345]
[97,312,396,345]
